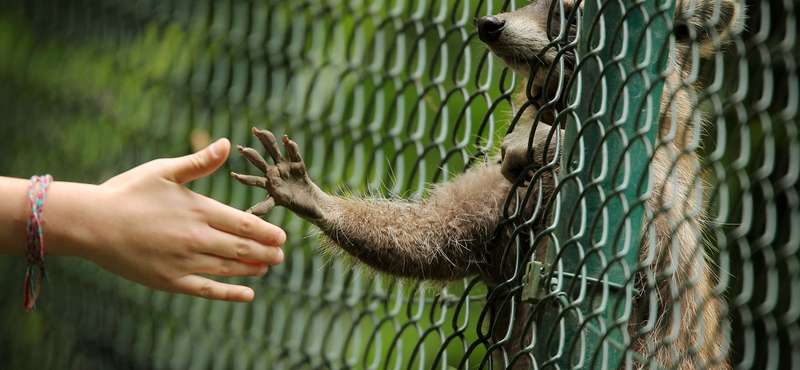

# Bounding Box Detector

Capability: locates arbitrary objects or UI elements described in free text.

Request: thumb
[168,138,231,184]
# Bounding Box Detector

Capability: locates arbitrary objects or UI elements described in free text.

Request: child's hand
[57,138,285,302]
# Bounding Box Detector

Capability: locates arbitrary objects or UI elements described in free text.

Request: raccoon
[234,1,743,368]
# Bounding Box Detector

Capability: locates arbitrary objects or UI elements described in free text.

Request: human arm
[0,138,286,302]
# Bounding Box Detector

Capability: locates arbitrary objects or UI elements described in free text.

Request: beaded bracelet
[24,174,53,311]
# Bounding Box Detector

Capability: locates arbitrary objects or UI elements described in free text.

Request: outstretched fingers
[204,199,286,247]
[176,274,257,302]
[231,172,268,189]
[237,128,304,217]
[236,145,269,173]
[282,135,304,163]
[252,127,285,164]
[247,198,276,216]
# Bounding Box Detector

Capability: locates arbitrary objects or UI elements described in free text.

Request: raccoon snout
[477,16,506,43]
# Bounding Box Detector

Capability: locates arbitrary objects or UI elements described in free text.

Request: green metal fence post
[533,0,675,368]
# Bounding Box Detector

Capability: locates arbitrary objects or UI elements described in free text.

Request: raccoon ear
[673,0,744,58]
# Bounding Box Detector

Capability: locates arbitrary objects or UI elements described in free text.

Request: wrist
[0,177,34,254]
[40,181,107,260]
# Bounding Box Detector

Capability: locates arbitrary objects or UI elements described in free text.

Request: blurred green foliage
[0,10,201,182]
[0,0,512,368]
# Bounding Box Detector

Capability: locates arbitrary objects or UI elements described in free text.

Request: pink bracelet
[24,174,53,311]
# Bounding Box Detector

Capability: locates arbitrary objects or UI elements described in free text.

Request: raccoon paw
[232,128,326,221]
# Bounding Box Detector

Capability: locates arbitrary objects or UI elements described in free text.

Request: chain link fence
[0,0,797,369]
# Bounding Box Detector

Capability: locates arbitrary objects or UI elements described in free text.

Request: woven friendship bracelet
[24,174,53,311]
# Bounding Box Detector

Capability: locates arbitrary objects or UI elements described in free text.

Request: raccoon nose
[477,16,506,42]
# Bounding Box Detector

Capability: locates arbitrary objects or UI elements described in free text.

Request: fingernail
[242,289,254,301]
[208,138,225,159]
[276,248,284,264]
[259,264,269,276]
[277,230,287,246]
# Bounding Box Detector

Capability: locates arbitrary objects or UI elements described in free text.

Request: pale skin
[0,138,286,303]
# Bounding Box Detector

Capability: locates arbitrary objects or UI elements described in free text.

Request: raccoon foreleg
[233,128,513,281]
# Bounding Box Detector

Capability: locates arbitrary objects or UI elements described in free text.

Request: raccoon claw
[234,128,327,222]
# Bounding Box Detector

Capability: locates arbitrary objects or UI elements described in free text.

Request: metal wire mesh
[0,0,797,369]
